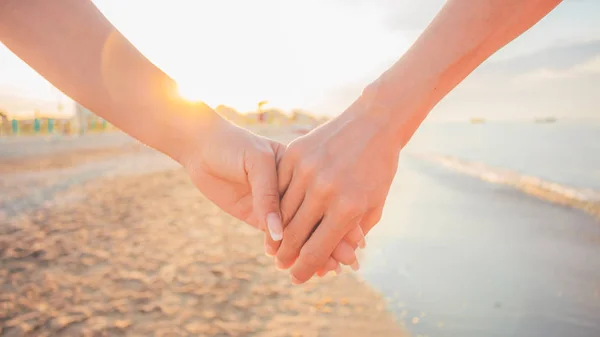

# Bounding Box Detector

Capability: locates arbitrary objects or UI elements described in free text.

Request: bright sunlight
[92,0,407,114]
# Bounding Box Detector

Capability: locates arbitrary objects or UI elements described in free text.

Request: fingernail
[351,260,360,271]
[358,238,366,249]
[291,275,302,285]
[275,258,286,270]
[266,213,283,241]
[334,265,342,276]
[264,243,276,257]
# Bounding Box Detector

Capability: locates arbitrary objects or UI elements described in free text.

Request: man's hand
[273,99,401,284]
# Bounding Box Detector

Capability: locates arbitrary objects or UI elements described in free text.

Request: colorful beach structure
[0,104,113,136]
[1,101,328,137]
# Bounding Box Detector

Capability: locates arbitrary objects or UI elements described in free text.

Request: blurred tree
[257,101,269,111]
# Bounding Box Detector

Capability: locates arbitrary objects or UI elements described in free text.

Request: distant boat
[470,118,486,124]
[534,117,557,124]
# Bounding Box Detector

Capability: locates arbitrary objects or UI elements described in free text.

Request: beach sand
[0,144,143,174]
[0,130,406,337]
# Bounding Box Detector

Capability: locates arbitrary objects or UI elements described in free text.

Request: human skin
[273,0,563,284]
[0,0,361,276]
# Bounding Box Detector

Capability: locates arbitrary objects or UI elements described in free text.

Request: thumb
[247,146,283,243]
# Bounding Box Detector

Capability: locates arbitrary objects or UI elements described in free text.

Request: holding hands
[2,0,562,285]
[177,98,401,284]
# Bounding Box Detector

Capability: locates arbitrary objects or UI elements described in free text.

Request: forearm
[359,0,562,147]
[0,0,219,162]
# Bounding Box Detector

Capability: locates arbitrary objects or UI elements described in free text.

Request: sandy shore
[0,132,405,337]
[0,144,143,174]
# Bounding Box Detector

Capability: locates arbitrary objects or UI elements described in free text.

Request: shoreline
[412,153,600,220]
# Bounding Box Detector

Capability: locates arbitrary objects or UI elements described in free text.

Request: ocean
[360,119,600,337]
[405,119,600,191]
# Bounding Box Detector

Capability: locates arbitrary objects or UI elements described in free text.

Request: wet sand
[0,132,405,337]
[360,156,600,337]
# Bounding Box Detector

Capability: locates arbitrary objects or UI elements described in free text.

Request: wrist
[159,100,227,166]
[338,79,432,151]
[125,91,226,166]
[104,67,228,166]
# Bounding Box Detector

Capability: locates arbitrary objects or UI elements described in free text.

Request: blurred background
[1,1,599,336]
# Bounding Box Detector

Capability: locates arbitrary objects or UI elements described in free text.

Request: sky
[0,0,599,120]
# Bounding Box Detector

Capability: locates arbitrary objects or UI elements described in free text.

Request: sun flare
[176,82,205,103]
[93,0,406,115]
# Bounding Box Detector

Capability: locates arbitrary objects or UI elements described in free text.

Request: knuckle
[253,146,274,161]
[297,158,318,180]
[260,189,279,200]
[335,197,365,220]
[285,142,303,160]
[300,247,323,269]
[260,197,280,215]
[280,208,292,226]
[314,173,336,196]
[282,230,303,251]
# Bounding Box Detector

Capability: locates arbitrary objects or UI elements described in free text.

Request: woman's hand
[179,111,286,241]
[271,99,401,284]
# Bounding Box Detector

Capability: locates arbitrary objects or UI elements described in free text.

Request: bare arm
[275,0,564,284]
[361,0,563,147]
[0,0,220,162]
[0,0,292,259]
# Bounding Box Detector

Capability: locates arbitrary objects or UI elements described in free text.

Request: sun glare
[176,82,204,103]
[93,0,406,115]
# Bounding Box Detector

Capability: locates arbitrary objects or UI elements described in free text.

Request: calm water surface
[361,120,600,337]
